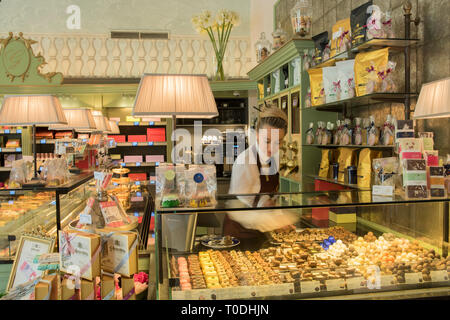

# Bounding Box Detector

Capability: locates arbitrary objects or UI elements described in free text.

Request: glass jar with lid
[272,23,288,51]
[290,0,312,38]
[255,32,272,63]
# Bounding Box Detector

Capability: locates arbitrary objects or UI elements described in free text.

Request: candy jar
[255,32,272,63]
[272,23,288,51]
[290,0,312,38]
[305,122,315,144]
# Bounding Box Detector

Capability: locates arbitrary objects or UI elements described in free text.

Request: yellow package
[354,47,389,96]
[319,149,331,178]
[307,68,325,106]
[357,149,382,189]
[331,18,351,57]
[258,83,264,100]
[337,147,357,182]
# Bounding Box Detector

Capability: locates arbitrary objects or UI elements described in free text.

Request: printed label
[346,277,366,290]
[325,279,346,291]
[405,272,423,284]
[300,281,321,293]
[430,270,449,282]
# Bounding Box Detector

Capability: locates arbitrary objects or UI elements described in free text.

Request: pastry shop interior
[0,0,449,301]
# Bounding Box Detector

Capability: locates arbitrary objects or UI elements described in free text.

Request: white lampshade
[109,120,120,134]
[92,114,108,133]
[0,94,68,125]
[48,108,96,131]
[132,74,218,118]
[414,77,450,119]
[104,116,112,133]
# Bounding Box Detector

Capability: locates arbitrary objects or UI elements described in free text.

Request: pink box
[147,128,166,142]
[146,155,164,163]
[128,135,147,143]
[128,173,147,181]
[401,152,422,160]
[124,155,143,163]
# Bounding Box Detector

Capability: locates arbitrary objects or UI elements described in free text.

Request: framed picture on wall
[7,234,55,300]
[291,91,300,134]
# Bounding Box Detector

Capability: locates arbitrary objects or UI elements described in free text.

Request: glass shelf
[304,144,394,149]
[310,38,420,70]
[302,92,418,112]
[156,190,449,214]
[306,175,369,190]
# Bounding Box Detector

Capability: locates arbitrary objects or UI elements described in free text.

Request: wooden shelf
[0,129,23,134]
[307,175,369,190]
[112,142,167,147]
[0,147,22,153]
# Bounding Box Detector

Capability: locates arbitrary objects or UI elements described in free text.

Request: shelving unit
[0,128,24,184]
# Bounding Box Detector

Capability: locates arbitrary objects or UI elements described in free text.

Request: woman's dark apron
[223,146,279,250]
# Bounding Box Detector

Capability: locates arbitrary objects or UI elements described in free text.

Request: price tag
[136,162,141,167]
[121,162,126,167]
[113,182,119,186]
[150,180,155,184]
[149,121,154,126]
[132,142,138,146]
[79,213,92,225]
[136,192,142,197]
[17,129,22,134]
[8,200,14,205]
[15,147,21,152]
[272,283,295,296]
[9,191,15,195]
[346,277,366,290]
[325,279,346,291]
[300,281,321,293]
[380,275,396,287]
[430,270,449,282]
[94,171,104,181]
[155,162,160,166]
[148,141,154,146]
[133,121,139,126]
[372,185,394,196]
[135,181,141,186]
[4,129,10,134]
[405,272,423,284]
[40,139,46,144]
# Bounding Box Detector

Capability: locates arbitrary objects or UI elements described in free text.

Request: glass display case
[0,173,95,261]
[154,191,450,300]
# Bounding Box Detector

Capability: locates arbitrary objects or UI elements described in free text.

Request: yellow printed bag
[307,68,325,106]
[354,47,389,96]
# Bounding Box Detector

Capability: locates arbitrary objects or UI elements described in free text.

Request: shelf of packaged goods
[307,175,370,191]
[119,162,157,168]
[0,167,12,172]
[310,38,420,70]
[36,139,56,144]
[302,92,418,112]
[0,129,23,135]
[112,142,167,147]
[0,148,22,153]
[304,144,395,149]
[118,121,167,127]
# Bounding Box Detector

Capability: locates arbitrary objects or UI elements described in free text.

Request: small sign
[132,142,138,146]
[430,270,449,282]
[380,275,396,287]
[405,272,423,284]
[372,185,394,196]
[149,121,154,126]
[346,277,366,290]
[300,281,321,293]
[17,129,22,134]
[40,139,46,144]
[136,162,141,167]
[5,129,10,134]
[79,213,92,225]
[148,142,154,146]
[325,279,346,291]
[15,147,21,152]
[133,121,139,126]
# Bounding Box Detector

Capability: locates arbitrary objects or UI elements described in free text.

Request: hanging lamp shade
[48,108,96,131]
[108,120,120,134]
[103,116,112,133]
[92,114,108,133]
[414,77,450,119]
[0,95,68,126]
[132,74,218,118]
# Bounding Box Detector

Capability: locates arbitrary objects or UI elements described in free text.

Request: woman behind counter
[223,106,298,249]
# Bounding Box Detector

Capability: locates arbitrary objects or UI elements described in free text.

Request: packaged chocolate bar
[351,1,373,47]
[403,171,427,187]
[429,166,444,177]
[403,159,426,171]
[372,157,400,186]
[395,120,414,141]
[430,188,445,197]
[406,185,428,199]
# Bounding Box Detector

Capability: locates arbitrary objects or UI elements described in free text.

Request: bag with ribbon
[366,5,386,40]
[331,18,352,56]
[354,47,389,96]
[382,114,395,146]
[333,120,343,145]
[353,117,363,145]
[303,49,312,71]
[323,66,340,103]
[336,59,355,99]
[351,0,373,47]
[340,119,352,146]
[185,164,217,208]
[315,121,324,145]
[322,122,334,145]
[307,68,325,106]
[306,122,315,145]
[381,61,397,92]
[322,41,331,61]
[367,115,379,146]
[382,9,395,38]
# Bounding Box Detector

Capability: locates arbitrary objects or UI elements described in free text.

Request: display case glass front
[155,191,450,300]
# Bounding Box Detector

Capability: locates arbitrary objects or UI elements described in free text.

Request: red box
[312,179,349,220]
[128,173,147,181]
[128,135,147,143]
[108,135,126,143]
[147,128,166,142]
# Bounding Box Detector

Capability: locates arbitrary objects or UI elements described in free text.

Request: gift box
[81,279,96,300]
[101,275,116,300]
[35,274,60,300]
[121,276,136,300]
[404,159,426,171]
[124,155,143,163]
[128,135,147,143]
[128,173,147,181]
[147,128,166,142]
[101,232,139,277]
[400,152,423,161]
[61,278,78,300]
[108,135,126,143]
[395,120,414,141]
[425,151,439,167]
[146,155,164,163]
[406,185,428,198]
[59,230,101,281]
